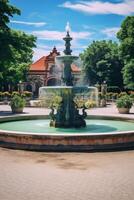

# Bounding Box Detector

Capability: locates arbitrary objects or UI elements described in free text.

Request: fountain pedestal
[49,28,87,128]
[50,87,87,128]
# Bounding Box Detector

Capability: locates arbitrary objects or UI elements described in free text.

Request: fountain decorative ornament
[49,23,87,128]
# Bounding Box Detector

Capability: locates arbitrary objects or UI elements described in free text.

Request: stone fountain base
[0,115,134,152]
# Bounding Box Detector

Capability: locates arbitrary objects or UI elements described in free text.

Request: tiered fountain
[40,23,89,128]
[0,23,133,151]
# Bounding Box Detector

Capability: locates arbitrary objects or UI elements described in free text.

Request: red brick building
[26,47,81,96]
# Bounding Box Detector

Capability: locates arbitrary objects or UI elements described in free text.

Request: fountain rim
[39,86,98,89]
[0,115,133,136]
[0,115,134,152]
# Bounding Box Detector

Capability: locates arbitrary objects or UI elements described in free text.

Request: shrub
[10,95,25,109]
[130,94,134,103]
[116,95,133,108]
[51,95,62,108]
[0,92,4,100]
[74,98,85,108]
[118,92,127,97]
[3,91,11,97]
[22,91,32,97]
[85,100,96,108]
[12,91,19,96]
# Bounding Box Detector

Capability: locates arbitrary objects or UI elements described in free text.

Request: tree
[0,0,20,30]
[117,16,134,89]
[117,16,134,61]
[0,0,36,91]
[0,0,20,61]
[81,40,123,87]
[0,30,36,90]
[123,59,134,89]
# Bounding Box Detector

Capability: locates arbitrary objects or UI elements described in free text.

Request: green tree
[0,0,36,91]
[117,16,134,61]
[0,30,36,90]
[0,0,20,61]
[0,0,20,30]
[81,40,123,87]
[117,16,134,89]
[123,59,134,89]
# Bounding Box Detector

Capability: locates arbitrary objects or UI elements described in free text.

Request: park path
[0,103,134,119]
[0,148,134,200]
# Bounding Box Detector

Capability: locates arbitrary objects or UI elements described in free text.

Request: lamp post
[19,80,22,94]
[101,81,107,107]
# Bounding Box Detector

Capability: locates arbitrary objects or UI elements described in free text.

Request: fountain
[45,23,88,128]
[0,23,133,151]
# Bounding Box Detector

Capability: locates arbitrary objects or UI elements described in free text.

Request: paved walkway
[0,103,134,119]
[0,104,134,200]
[0,148,134,200]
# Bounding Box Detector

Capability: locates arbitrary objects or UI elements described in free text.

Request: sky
[9,0,134,61]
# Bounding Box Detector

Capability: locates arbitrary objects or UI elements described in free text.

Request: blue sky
[9,0,134,61]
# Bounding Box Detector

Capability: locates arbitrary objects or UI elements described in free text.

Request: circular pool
[0,115,134,151]
[0,119,134,134]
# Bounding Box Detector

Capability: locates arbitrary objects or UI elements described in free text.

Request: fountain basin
[0,115,134,151]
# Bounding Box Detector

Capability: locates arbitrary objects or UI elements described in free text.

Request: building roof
[30,47,81,73]
[30,56,47,71]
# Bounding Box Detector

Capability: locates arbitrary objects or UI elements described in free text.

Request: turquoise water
[0,119,133,134]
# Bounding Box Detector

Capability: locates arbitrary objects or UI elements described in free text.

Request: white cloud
[33,44,63,61]
[10,20,46,27]
[60,0,134,15]
[33,48,48,61]
[33,42,87,61]
[102,27,120,37]
[32,30,92,40]
[83,25,91,30]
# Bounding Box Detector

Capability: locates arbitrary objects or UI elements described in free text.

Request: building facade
[26,47,81,96]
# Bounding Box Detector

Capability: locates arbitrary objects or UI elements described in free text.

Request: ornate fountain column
[49,23,87,128]
[62,26,73,86]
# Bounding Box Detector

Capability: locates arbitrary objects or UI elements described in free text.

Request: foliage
[130,94,134,103]
[118,92,127,97]
[0,92,4,101]
[22,91,32,98]
[10,95,25,109]
[117,16,134,61]
[85,100,96,109]
[0,90,32,101]
[0,0,36,91]
[122,59,134,89]
[74,98,85,108]
[0,0,20,31]
[117,16,134,89]
[116,95,133,108]
[81,40,123,87]
[107,86,121,93]
[128,91,134,102]
[3,91,11,97]
[0,0,20,62]
[74,97,96,109]
[51,95,62,108]
[0,30,36,90]
[12,91,19,96]
[106,92,118,100]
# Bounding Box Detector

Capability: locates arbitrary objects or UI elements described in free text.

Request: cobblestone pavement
[0,148,134,200]
[0,104,134,200]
